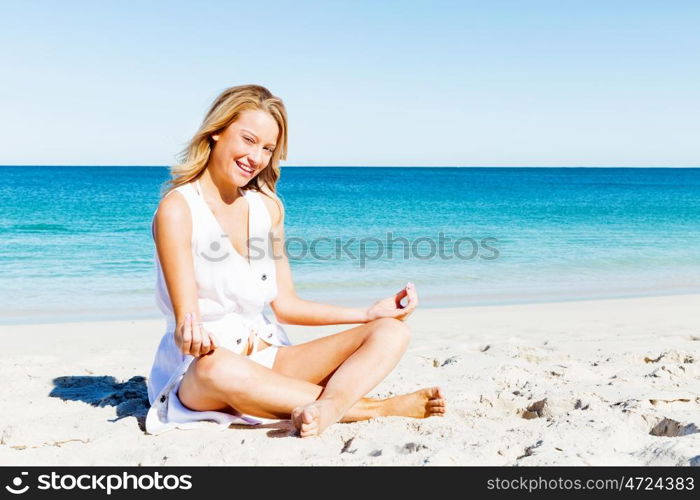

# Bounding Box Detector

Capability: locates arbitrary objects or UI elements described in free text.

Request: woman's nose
[248,147,263,168]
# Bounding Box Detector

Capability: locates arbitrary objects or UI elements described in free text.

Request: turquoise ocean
[1,166,699,324]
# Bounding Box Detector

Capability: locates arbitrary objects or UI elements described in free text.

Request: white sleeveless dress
[145,179,292,435]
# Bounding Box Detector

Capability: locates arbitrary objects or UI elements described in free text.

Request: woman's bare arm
[262,192,369,326]
[153,192,217,355]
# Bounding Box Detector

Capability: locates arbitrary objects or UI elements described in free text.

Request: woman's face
[210,108,279,187]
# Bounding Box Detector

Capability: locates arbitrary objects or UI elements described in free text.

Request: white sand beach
[0,294,698,466]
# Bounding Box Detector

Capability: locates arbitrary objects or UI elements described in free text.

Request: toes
[291,407,304,427]
[300,423,319,435]
[301,418,319,432]
[300,419,320,438]
[302,409,313,425]
[294,401,340,437]
[296,405,321,437]
[301,422,319,432]
[427,401,446,410]
[427,397,447,417]
[292,405,320,436]
[302,406,319,425]
[425,386,444,400]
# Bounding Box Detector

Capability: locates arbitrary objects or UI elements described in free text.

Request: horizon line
[1,165,699,169]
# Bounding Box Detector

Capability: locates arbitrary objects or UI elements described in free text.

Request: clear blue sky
[1,1,698,166]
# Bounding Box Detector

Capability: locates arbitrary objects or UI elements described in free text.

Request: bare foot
[291,399,343,438]
[382,386,446,418]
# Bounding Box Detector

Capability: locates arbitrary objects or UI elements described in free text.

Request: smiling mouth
[235,160,255,176]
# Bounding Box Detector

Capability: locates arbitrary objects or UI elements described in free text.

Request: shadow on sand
[49,375,294,437]
[50,375,150,431]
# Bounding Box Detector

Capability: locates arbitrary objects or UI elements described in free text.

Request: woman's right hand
[365,282,419,322]
[175,312,219,357]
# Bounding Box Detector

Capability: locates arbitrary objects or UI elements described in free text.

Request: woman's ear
[211,134,220,142]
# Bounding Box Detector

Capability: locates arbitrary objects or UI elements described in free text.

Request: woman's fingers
[394,283,418,320]
[198,322,211,355]
[181,313,193,355]
[190,316,202,356]
[394,286,408,308]
[195,327,218,356]
[406,282,419,309]
[208,330,220,350]
[368,284,418,322]
[179,313,218,356]
[395,282,417,311]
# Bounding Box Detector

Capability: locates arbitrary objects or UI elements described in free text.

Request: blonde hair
[161,84,288,200]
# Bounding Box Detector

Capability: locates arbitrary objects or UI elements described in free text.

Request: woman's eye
[265,147,274,153]
[243,136,254,143]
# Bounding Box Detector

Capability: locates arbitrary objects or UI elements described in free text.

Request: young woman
[146,85,446,438]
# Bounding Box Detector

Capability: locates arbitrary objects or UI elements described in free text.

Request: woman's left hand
[365,282,419,322]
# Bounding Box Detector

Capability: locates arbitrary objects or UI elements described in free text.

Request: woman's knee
[192,349,254,393]
[369,317,411,346]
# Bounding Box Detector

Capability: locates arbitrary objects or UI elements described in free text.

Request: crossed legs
[177,317,446,437]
